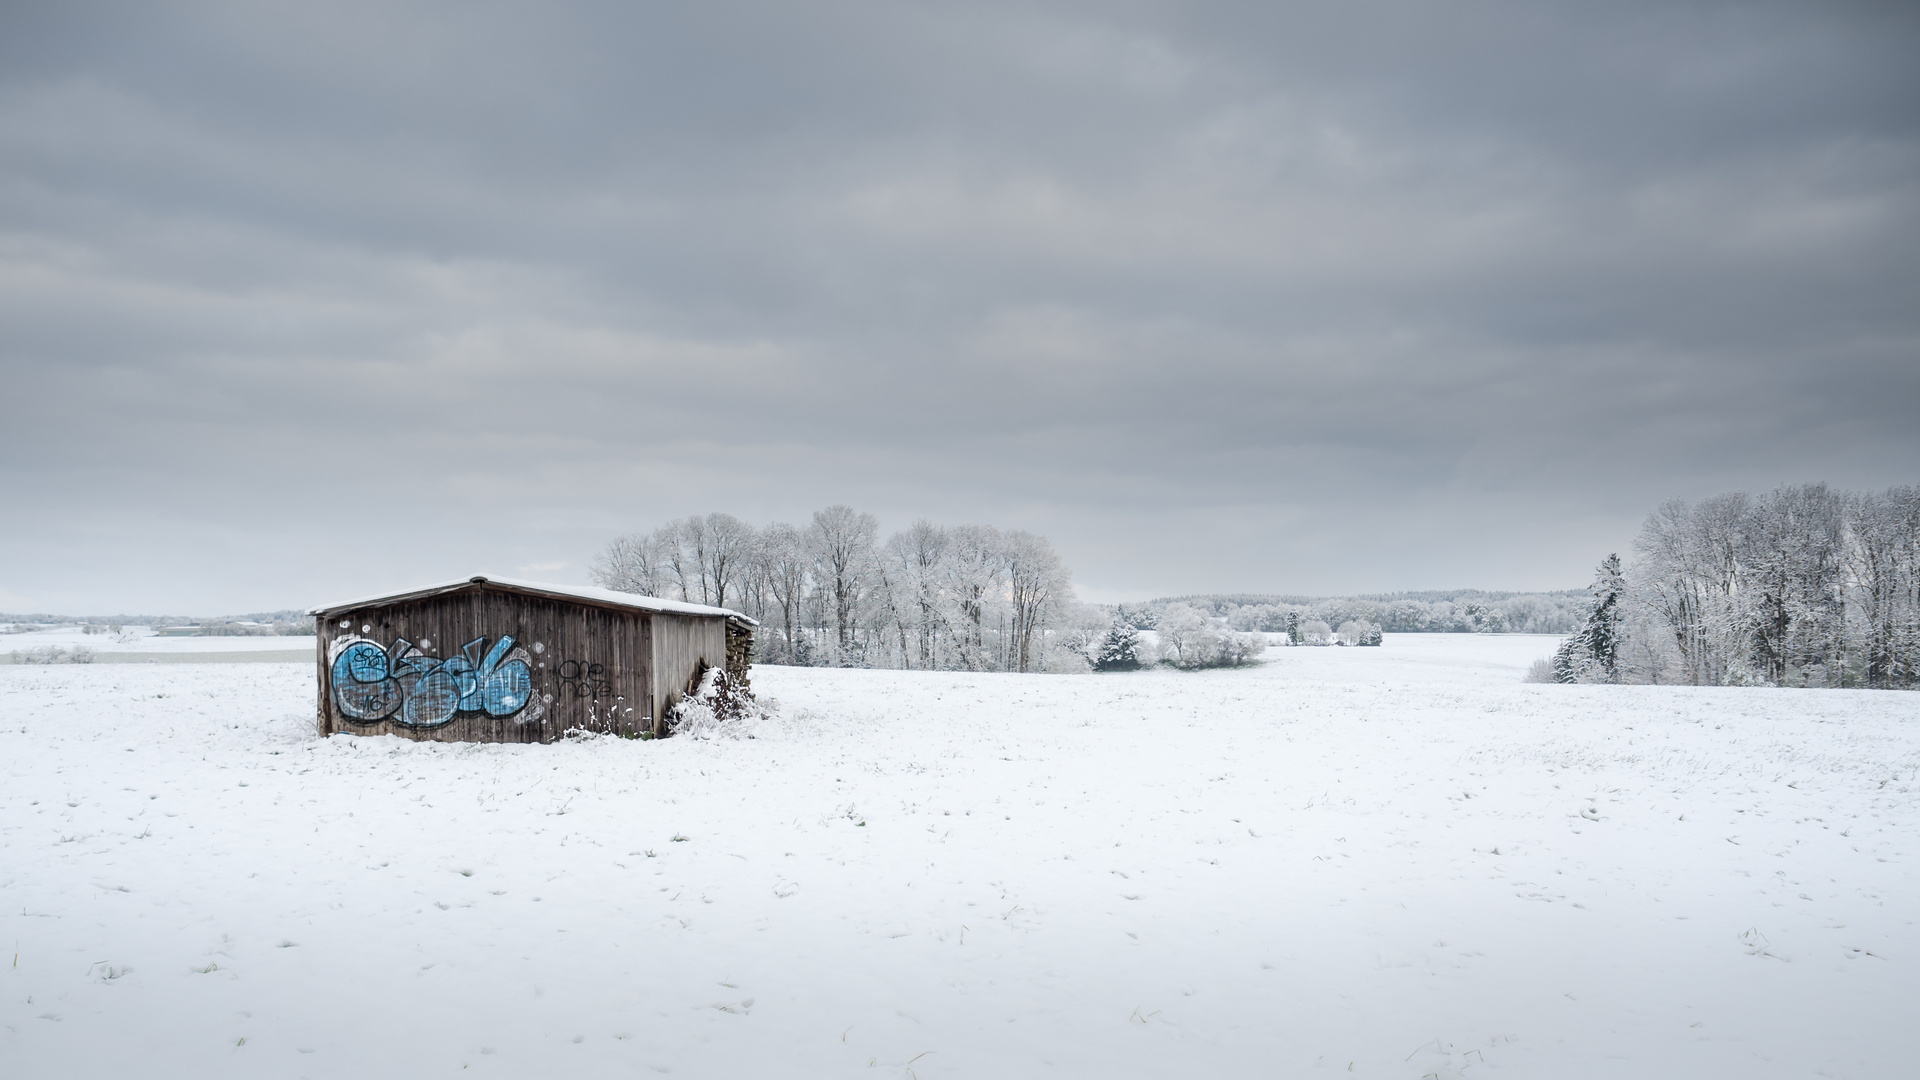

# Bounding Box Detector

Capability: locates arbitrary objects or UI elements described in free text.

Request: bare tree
[1633,493,1754,685]
[1848,486,1920,688]
[1746,484,1846,684]
[1004,530,1069,673]
[811,505,878,655]
[697,512,754,609]
[943,524,1005,670]
[1155,603,1208,666]
[886,520,950,669]
[654,522,696,602]
[756,521,810,664]
[589,532,672,597]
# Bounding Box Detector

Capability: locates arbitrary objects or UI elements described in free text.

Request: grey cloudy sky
[3,1,1916,614]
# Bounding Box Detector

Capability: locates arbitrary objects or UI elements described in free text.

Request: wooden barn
[307,576,754,743]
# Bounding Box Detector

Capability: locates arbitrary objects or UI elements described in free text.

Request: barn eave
[306,575,757,624]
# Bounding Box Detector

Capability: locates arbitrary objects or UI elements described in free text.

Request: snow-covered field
[2,624,315,659]
[3,635,1915,1079]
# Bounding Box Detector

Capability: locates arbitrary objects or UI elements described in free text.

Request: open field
[2,636,1915,1078]
[2,625,317,665]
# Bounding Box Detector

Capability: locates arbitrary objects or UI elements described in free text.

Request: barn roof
[307,575,757,624]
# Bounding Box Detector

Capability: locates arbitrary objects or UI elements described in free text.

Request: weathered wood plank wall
[649,614,727,735]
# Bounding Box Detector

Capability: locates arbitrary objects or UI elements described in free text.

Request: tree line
[1119,591,1584,636]
[1552,484,1920,688]
[589,507,1091,673]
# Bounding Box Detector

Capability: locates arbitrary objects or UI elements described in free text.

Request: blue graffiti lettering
[331,635,537,728]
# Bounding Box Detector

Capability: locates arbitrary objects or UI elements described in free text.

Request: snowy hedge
[1153,604,1266,670]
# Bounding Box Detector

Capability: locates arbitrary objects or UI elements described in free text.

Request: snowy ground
[2,635,1915,1079]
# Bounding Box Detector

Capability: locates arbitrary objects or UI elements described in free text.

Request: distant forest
[1122,590,1586,636]
[1,610,309,632]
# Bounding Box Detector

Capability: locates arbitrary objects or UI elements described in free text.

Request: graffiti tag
[555,658,615,701]
[331,635,542,728]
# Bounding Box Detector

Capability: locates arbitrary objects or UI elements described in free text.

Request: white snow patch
[1,635,1914,1077]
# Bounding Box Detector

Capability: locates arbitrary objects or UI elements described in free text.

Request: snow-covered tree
[1094,621,1143,671]
[884,520,950,669]
[593,506,1091,675]
[756,522,810,665]
[588,531,673,597]
[1462,602,1506,633]
[1005,531,1069,673]
[1553,554,1626,683]
[811,505,878,659]
[942,524,1005,671]
[1598,482,1920,688]
[1155,604,1209,666]
[1849,486,1920,689]
[1156,603,1265,668]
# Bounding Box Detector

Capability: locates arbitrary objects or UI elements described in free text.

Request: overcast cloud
[2,0,1916,613]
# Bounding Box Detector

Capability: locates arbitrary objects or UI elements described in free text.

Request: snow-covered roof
[307,575,756,624]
